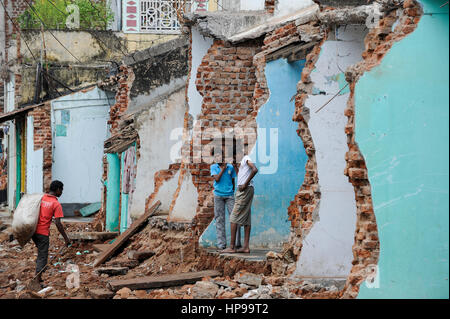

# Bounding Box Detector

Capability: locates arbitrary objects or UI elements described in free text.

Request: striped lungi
[230,186,254,226]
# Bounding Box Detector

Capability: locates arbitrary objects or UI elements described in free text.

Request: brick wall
[265,0,277,14]
[28,102,52,191]
[1,0,29,112]
[188,39,262,243]
[107,65,135,135]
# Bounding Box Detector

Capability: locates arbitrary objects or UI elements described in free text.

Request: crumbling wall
[187,38,261,235]
[132,88,188,218]
[351,0,448,298]
[94,0,446,300]
[294,25,367,278]
[340,0,425,298]
[28,102,52,191]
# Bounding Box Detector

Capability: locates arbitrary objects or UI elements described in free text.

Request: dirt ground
[0,217,343,299]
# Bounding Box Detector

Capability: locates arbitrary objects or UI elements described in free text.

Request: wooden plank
[107,270,222,291]
[95,267,129,276]
[93,201,161,267]
[92,244,110,252]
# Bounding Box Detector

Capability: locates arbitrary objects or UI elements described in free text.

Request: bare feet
[236,247,250,254]
[221,247,237,253]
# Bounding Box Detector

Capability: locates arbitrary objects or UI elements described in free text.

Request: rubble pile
[0,217,345,299]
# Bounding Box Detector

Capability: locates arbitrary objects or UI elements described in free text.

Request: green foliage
[18,0,114,30]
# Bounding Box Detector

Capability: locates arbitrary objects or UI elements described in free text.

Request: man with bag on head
[31,180,71,288]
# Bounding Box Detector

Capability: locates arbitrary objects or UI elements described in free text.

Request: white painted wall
[169,170,199,221]
[240,0,265,11]
[295,26,367,277]
[26,116,43,194]
[5,76,15,112]
[275,0,315,18]
[188,27,214,126]
[130,88,186,218]
[51,87,111,204]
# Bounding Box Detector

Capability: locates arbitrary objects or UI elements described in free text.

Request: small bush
[18,0,114,30]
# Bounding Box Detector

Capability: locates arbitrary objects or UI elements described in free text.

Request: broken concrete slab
[318,3,380,25]
[122,36,189,66]
[107,270,222,291]
[191,281,219,299]
[89,288,115,299]
[234,271,263,288]
[228,4,320,43]
[211,279,239,290]
[93,201,161,267]
[183,11,268,42]
[67,232,119,241]
[127,250,155,262]
[95,267,129,276]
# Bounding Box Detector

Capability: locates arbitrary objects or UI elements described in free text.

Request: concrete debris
[0,201,346,299]
[37,286,53,297]
[234,271,263,288]
[65,264,80,289]
[115,287,132,299]
[191,281,219,299]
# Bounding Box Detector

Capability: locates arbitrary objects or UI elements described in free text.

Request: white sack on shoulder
[12,193,44,247]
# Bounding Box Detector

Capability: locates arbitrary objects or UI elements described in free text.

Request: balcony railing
[123,0,209,34]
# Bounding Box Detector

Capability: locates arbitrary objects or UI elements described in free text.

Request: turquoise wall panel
[106,153,120,232]
[356,1,449,298]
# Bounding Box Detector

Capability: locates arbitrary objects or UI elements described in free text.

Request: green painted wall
[355,1,449,298]
[15,121,22,208]
[120,150,129,234]
[106,153,120,232]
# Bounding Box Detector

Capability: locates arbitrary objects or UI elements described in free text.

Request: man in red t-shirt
[31,180,71,287]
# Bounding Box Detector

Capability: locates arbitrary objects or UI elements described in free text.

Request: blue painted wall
[356,0,449,298]
[200,58,308,248]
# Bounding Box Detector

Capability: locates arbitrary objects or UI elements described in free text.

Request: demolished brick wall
[28,102,52,191]
[239,20,326,276]
[341,0,423,298]
[189,38,261,242]
[91,0,425,299]
[265,0,277,14]
[288,37,324,273]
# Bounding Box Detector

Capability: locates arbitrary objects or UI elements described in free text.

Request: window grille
[123,0,209,34]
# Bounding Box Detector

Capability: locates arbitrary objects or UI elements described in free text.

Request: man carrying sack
[31,180,71,288]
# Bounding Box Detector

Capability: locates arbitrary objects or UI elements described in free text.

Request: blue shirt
[210,163,236,197]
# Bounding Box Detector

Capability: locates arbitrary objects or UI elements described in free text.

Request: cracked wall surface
[94,0,448,299]
[294,25,367,278]
[354,0,449,298]
[340,0,428,298]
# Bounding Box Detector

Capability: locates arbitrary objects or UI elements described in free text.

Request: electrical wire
[23,0,82,63]
[0,0,37,62]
